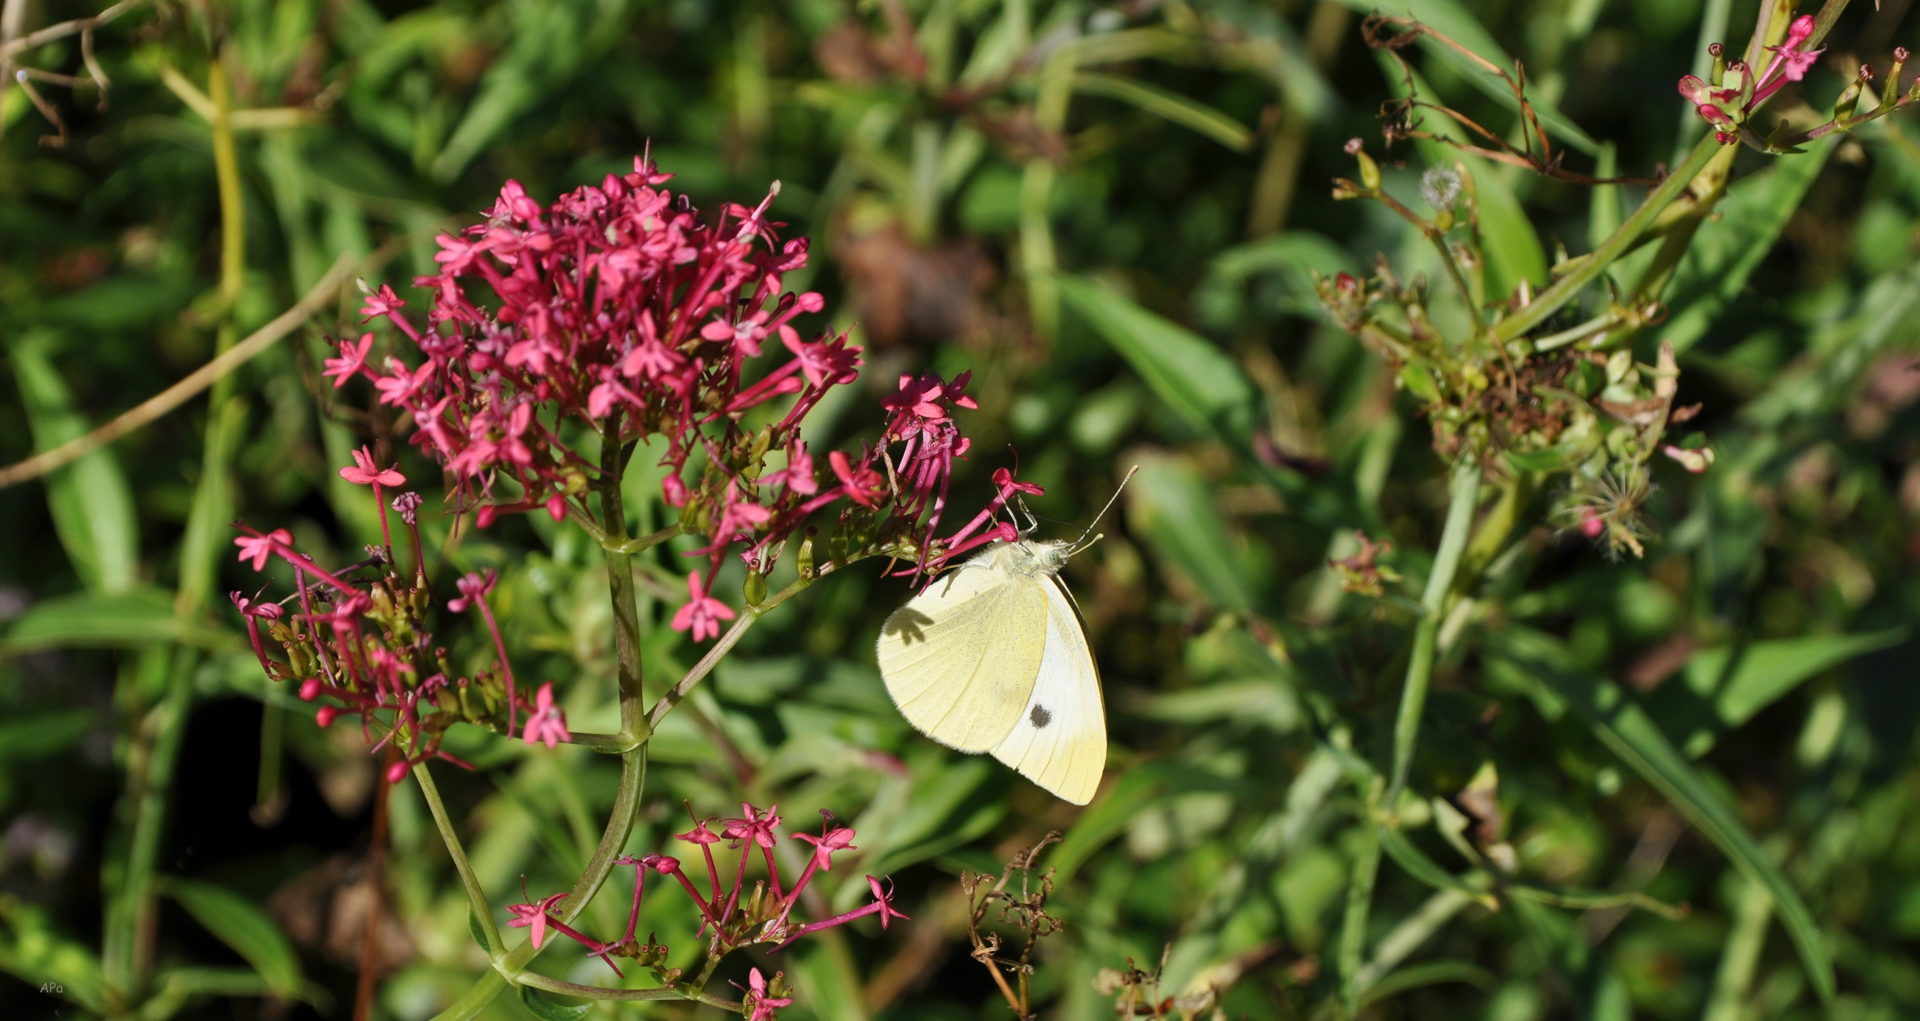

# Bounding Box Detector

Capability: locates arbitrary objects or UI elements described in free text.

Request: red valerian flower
[1752,14,1824,107]
[522,681,571,749]
[742,968,792,1021]
[234,528,293,571]
[671,570,737,642]
[322,333,373,387]
[338,445,406,487]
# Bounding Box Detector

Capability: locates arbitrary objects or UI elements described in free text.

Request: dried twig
[1363,15,1658,187]
[0,252,357,490]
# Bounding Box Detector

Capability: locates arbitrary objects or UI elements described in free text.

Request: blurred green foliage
[1,0,1918,1020]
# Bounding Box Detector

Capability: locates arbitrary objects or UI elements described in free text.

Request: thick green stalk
[107,61,249,1000]
[1494,136,1719,342]
[1337,803,1382,1019]
[1388,461,1482,802]
[1451,470,1535,599]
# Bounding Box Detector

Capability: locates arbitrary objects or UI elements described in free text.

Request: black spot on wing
[1030,704,1052,728]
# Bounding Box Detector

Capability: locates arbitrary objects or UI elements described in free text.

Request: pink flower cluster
[230,448,565,778]
[325,154,1036,637]
[1678,17,1826,143]
[505,804,904,1016]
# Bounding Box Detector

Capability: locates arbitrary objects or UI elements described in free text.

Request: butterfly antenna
[1071,465,1140,554]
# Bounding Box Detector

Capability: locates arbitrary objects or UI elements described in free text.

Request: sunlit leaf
[11,336,139,595]
[1126,452,1257,613]
[1055,275,1256,444]
[1,589,235,655]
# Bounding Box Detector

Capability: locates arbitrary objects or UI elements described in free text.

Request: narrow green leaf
[1055,274,1256,443]
[0,894,109,1013]
[0,710,93,762]
[1486,627,1835,1002]
[469,906,492,954]
[1362,960,1497,1003]
[1053,763,1240,882]
[0,589,236,655]
[1195,230,1358,328]
[1127,453,1256,613]
[517,985,591,1021]
[1073,72,1253,151]
[164,877,304,1002]
[1377,828,1497,908]
[1661,138,1839,353]
[1342,0,1599,155]
[11,336,139,594]
[1687,629,1906,727]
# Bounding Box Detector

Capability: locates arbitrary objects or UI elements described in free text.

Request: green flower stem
[1450,470,1535,601]
[1388,460,1482,804]
[605,523,682,554]
[107,58,251,1002]
[412,764,503,958]
[1337,795,1383,1020]
[513,971,742,1009]
[1494,134,1720,343]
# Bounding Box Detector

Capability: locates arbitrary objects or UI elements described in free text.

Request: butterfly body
[876,539,1106,804]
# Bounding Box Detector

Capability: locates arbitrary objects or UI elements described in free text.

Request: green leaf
[1661,137,1840,353]
[1127,453,1257,613]
[0,589,235,655]
[1485,626,1835,1003]
[1055,274,1256,444]
[1073,72,1253,151]
[1362,960,1497,1003]
[517,985,591,1021]
[0,710,93,762]
[1343,0,1598,155]
[469,906,492,954]
[1687,629,1906,728]
[10,335,139,594]
[1053,762,1240,882]
[1377,828,1497,909]
[1195,230,1358,328]
[163,877,304,1002]
[0,894,108,1014]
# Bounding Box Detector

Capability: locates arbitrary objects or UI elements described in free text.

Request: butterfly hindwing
[990,573,1106,805]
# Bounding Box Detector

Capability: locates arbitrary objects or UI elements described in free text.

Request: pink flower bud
[386,760,410,784]
[299,678,323,701]
[316,705,338,728]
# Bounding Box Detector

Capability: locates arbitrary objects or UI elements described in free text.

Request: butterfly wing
[876,555,1048,753]
[990,574,1106,805]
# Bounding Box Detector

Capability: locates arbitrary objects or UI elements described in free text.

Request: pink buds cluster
[505,804,905,1017]
[1677,15,1827,144]
[229,451,549,779]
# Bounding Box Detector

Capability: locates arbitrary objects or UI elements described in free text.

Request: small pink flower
[782,330,862,388]
[743,968,792,1021]
[830,451,886,508]
[234,529,293,571]
[1580,508,1606,539]
[522,681,571,749]
[723,803,782,850]
[792,826,856,871]
[359,283,407,321]
[1752,15,1824,107]
[671,570,737,642]
[865,875,908,930]
[506,891,568,949]
[323,334,373,387]
[676,818,723,845]
[339,446,406,487]
[448,569,497,612]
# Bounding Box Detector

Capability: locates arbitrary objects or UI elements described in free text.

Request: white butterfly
[876,477,1131,805]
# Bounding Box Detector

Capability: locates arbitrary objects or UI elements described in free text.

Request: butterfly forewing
[989,574,1106,804]
[876,551,1048,752]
